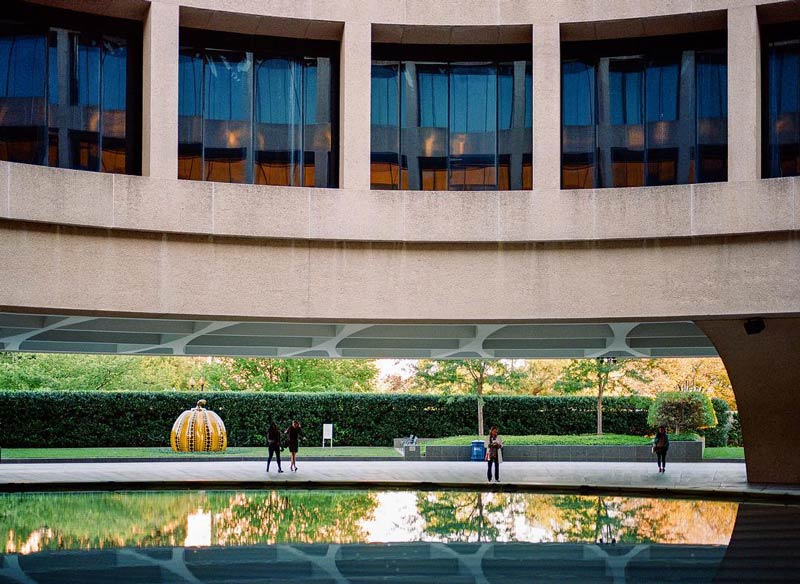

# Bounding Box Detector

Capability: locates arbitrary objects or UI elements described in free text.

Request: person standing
[286,420,304,472]
[266,422,284,473]
[485,426,503,483]
[653,425,670,473]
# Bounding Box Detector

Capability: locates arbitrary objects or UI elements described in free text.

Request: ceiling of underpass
[0,313,718,359]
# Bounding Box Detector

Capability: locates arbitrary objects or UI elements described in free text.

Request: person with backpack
[266,422,284,473]
[652,425,670,473]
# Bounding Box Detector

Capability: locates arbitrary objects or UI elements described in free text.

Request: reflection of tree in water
[209,491,377,545]
[543,496,737,545]
[2,490,378,553]
[417,492,527,543]
[2,492,205,553]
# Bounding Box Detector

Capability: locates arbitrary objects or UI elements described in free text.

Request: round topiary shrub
[647,391,718,435]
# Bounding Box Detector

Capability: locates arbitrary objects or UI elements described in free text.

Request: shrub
[0,391,654,448]
[700,398,731,447]
[728,411,743,447]
[647,391,718,434]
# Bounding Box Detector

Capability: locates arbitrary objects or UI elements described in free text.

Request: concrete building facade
[0,0,799,484]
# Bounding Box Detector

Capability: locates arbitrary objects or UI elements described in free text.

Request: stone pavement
[4,459,796,502]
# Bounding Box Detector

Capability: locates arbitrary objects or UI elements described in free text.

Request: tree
[553,358,658,435]
[647,391,717,434]
[202,358,379,392]
[410,359,523,435]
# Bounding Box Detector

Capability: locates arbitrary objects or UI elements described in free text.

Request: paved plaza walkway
[2,459,797,501]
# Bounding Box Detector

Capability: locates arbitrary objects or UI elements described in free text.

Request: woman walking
[286,420,304,472]
[266,422,284,473]
[485,426,504,483]
[653,425,670,473]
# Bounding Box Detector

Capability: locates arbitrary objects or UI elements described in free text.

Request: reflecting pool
[1,490,798,582]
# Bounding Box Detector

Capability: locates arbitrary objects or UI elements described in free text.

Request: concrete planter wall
[422,441,703,462]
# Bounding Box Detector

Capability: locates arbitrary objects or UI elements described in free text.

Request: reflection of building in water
[184,508,211,547]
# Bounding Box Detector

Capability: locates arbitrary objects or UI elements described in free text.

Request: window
[370,44,532,191]
[178,31,338,187]
[765,27,800,178]
[562,33,727,189]
[0,4,139,174]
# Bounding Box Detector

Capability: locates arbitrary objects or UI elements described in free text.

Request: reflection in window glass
[254,57,302,186]
[0,33,47,165]
[204,50,251,183]
[178,49,203,180]
[303,57,333,188]
[0,21,133,174]
[696,49,727,183]
[178,42,337,187]
[766,38,800,178]
[601,58,645,187]
[371,62,400,189]
[449,63,497,191]
[561,60,595,189]
[401,63,448,191]
[563,37,726,188]
[101,40,127,174]
[372,55,531,191]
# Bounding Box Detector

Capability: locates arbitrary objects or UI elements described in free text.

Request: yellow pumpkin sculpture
[171,399,227,452]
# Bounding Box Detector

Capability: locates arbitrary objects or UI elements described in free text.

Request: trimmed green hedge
[700,398,731,448]
[0,391,654,448]
[728,411,743,447]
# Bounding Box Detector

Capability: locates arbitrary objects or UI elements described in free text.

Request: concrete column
[696,317,800,485]
[727,6,761,182]
[142,1,179,179]
[339,22,372,190]
[532,24,560,190]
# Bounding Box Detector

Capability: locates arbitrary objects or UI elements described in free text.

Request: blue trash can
[470,440,485,461]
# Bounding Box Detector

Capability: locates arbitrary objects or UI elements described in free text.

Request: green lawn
[703,447,745,459]
[424,433,700,447]
[1,446,401,460]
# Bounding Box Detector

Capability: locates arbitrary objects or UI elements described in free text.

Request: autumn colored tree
[410,359,524,435]
[553,358,659,435]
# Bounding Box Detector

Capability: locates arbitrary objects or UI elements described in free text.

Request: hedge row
[728,411,743,447]
[699,398,731,447]
[0,392,656,448]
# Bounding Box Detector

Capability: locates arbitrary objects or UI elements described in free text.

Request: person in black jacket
[286,420,304,472]
[652,425,670,473]
[266,422,284,473]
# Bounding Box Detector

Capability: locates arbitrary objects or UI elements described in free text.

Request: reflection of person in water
[266,422,283,473]
[652,425,670,473]
[286,420,304,472]
[485,426,503,483]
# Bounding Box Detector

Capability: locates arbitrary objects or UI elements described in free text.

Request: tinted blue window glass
[696,49,727,182]
[562,60,594,127]
[178,48,203,180]
[767,39,800,177]
[400,63,447,190]
[254,57,302,186]
[66,34,101,171]
[600,58,645,187]
[101,40,127,173]
[373,55,531,191]
[449,63,497,190]
[561,60,595,188]
[303,57,334,187]
[371,62,400,189]
[524,62,532,128]
[498,65,513,131]
[0,32,47,164]
[645,60,679,122]
[203,50,251,183]
[418,66,448,128]
[609,62,642,125]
